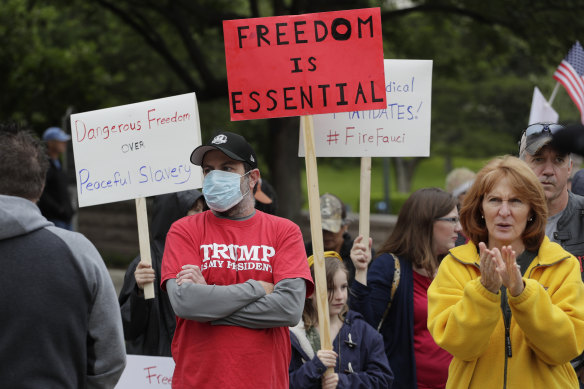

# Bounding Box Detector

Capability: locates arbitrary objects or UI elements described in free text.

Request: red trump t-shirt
[161,210,314,389]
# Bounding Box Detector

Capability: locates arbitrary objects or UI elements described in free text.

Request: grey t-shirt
[546,209,564,243]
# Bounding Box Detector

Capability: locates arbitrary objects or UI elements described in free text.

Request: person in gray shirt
[0,123,126,388]
[519,122,584,267]
[519,122,584,385]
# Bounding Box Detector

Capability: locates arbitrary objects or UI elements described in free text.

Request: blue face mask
[202,170,250,212]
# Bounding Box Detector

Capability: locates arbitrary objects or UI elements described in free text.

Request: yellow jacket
[428,238,584,388]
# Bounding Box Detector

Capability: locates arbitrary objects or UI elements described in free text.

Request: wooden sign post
[359,157,372,243]
[302,115,332,356]
[223,7,386,358]
[135,197,155,299]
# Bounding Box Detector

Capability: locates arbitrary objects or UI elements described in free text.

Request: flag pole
[548,83,560,107]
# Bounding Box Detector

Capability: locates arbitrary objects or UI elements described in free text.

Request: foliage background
[1,0,582,220]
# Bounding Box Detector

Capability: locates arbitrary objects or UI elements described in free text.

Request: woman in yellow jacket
[428,156,584,388]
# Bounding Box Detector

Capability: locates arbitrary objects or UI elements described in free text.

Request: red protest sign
[223,8,386,121]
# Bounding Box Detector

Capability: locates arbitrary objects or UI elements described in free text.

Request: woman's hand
[322,372,339,389]
[176,265,207,286]
[494,245,524,297]
[479,242,502,294]
[350,235,372,285]
[134,261,156,290]
[316,349,338,369]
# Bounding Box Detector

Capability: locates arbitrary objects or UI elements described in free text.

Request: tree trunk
[394,157,422,193]
[269,117,302,223]
[444,154,453,175]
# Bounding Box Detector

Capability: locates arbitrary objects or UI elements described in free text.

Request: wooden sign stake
[135,197,155,300]
[359,157,372,243]
[302,115,333,374]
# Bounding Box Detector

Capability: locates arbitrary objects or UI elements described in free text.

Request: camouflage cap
[320,193,344,233]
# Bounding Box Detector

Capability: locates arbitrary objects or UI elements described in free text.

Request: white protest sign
[299,59,433,157]
[115,355,174,388]
[71,93,203,207]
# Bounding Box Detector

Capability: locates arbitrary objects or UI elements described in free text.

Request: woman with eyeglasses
[427,155,584,388]
[349,187,461,389]
[289,252,393,389]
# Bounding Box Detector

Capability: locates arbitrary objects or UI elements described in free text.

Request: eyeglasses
[435,216,460,224]
[524,123,565,138]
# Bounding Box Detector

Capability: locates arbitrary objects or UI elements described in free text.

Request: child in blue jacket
[289,252,393,388]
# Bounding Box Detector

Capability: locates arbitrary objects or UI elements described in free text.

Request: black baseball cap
[190,131,257,169]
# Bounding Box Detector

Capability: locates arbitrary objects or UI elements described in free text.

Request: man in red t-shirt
[161,131,314,389]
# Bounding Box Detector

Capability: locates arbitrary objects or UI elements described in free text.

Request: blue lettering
[78,168,131,194]
[407,105,414,120]
[138,166,149,183]
[385,77,415,93]
[136,164,193,185]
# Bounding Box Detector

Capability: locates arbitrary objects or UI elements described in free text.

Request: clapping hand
[479,242,502,294]
[479,242,524,296]
[495,245,524,296]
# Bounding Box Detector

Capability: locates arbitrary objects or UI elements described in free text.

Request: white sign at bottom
[115,355,175,388]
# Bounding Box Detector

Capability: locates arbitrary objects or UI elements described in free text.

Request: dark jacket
[119,190,203,356]
[554,191,584,280]
[553,191,584,371]
[289,310,393,389]
[38,158,74,223]
[349,254,416,389]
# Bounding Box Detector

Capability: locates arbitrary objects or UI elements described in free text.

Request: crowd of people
[3,121,584,388]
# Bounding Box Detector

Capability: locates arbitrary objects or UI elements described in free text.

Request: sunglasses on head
[524,123,565,137]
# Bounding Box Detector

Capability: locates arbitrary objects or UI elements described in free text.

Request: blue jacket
[289,310,393,388]
[349,254,417,389]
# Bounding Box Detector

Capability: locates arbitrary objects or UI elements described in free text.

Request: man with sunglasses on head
[520,122,584,386]
[160,131,314,389]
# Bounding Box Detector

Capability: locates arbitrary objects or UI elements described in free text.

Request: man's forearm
[212,278,306,328]
[166,279,266,321]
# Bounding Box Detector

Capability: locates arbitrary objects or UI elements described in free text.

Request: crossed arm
[166,265,306,329]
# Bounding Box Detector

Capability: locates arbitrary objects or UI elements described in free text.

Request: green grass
[301,156,490,214]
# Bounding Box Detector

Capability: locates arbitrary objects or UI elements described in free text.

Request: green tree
[2,0,583,215]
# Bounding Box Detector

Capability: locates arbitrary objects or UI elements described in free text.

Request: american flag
[553,41,584,124]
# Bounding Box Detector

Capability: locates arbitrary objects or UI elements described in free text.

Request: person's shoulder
[371,252,398,268]
[538,236,577,263]
[568,191,584,207]
[345,310,380,335]
[46,226,94,249]
[256,210,301,229]
[448,241,479,264]
[345,309,364,322]
[45,227,108,272]
[170,210,207,229]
